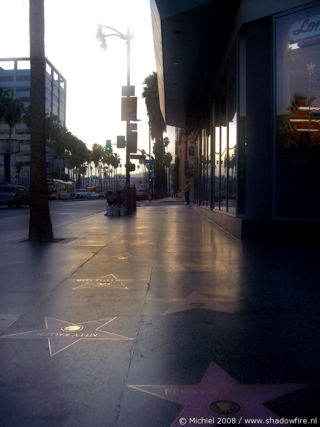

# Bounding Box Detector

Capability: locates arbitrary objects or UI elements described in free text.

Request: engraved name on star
[72,273,128,290]
[0,317,133,356]
[129,362,306,427]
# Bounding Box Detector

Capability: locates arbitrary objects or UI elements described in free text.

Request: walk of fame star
[152,291,242,315]
[72,274,129,290]
[161,263,213,273]
[129,362,306,427]
[0,317,133,356]
[111,252,132,260]
[0,313,20,334]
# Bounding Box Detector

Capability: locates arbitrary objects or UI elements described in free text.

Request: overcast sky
[0,0,174,165]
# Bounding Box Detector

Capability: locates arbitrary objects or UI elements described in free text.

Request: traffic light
[106,140,111,152]
[149,168,153,173]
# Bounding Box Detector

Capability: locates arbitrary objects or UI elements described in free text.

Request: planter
[120,206,128,216]
[106,205,113,216]
[112,206,120,216]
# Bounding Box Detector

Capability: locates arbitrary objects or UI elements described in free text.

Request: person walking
[184,181,190,205]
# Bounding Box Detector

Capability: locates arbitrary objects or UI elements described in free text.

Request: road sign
[128,123,137,131]
[144,159,155,164]
[130,154,145,160]
[121,97,137,121]
[126,163,136,172]
[127,131,137,153]
[117,136,126,148]
[122,85,135,97]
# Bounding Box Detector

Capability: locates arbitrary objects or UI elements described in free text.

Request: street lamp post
[96,24,133,186]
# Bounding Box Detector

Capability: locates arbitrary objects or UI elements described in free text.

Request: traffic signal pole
[125,27,131,187]
[96,25,132,187]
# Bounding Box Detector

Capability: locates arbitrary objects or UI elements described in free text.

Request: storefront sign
[290,14,320,47]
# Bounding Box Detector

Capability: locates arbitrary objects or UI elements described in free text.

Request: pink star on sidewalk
[129,362,306,426]
[153,291,242,315]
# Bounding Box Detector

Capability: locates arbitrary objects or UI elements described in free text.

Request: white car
[75,189,88,199]
[87,191,99,199]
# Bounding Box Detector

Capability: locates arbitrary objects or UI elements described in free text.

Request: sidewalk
[0,202,319,426]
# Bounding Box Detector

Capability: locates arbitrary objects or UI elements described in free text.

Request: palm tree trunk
[28,0,54,242]
[4,127,13,183]
[4,153,11,183]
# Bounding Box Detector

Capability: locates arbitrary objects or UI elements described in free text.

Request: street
[0,200,319,426]
[0,199,107,244]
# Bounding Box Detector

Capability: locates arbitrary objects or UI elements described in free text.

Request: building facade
[152,0,320,241]
[0,57,66,186]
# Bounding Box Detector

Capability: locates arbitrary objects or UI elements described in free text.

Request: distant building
[0,57,66,185]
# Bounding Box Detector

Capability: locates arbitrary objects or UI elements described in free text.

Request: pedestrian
[184,181,190,205]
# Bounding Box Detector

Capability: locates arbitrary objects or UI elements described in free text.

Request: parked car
[136,189,148,201]
[87,191,99,199]
[0,185,30,208]
[74,189,88,199]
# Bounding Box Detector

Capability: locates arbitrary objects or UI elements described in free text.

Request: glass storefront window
[237,38,247,215]
[227,54,237,215]
[275,4,320,218]
[203,129,208,205]
[198,128,211,207]
[220,125,228,211]
[207,132,212,208]
[228,112,237,214]
[212,70,238,215]
[214,125,220,208]
[197,47,240,215]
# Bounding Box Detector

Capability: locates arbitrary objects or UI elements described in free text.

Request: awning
[151,0,240,127]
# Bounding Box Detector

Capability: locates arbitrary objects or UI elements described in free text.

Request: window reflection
[220,125,228,211]
[276,5,320,218]
[215,126,220,207]
[228,113,237,214]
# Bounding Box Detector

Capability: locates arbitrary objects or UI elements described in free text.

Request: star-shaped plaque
[129,362,306,426]
[162,263,212,273]
[0,317,133,356]
[152,291,242,315]
[72,274,128,290]
[0,313,20,334]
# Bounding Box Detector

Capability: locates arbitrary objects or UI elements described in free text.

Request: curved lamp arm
[96,24,132,49]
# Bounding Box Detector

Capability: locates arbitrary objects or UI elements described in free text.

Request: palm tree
[66,134,89,185]
[139,148,147,173]
[164,152,173,168]
[142,72,167,197]
[28,0,54,242]
[142,72,166,140]
[91,143,105,176]
[0,88,9,119]
[164,151,173,194]
[163,136,170,151]
[110,153,121,189]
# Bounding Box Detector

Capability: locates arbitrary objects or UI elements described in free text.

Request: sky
[0,0,174,166]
